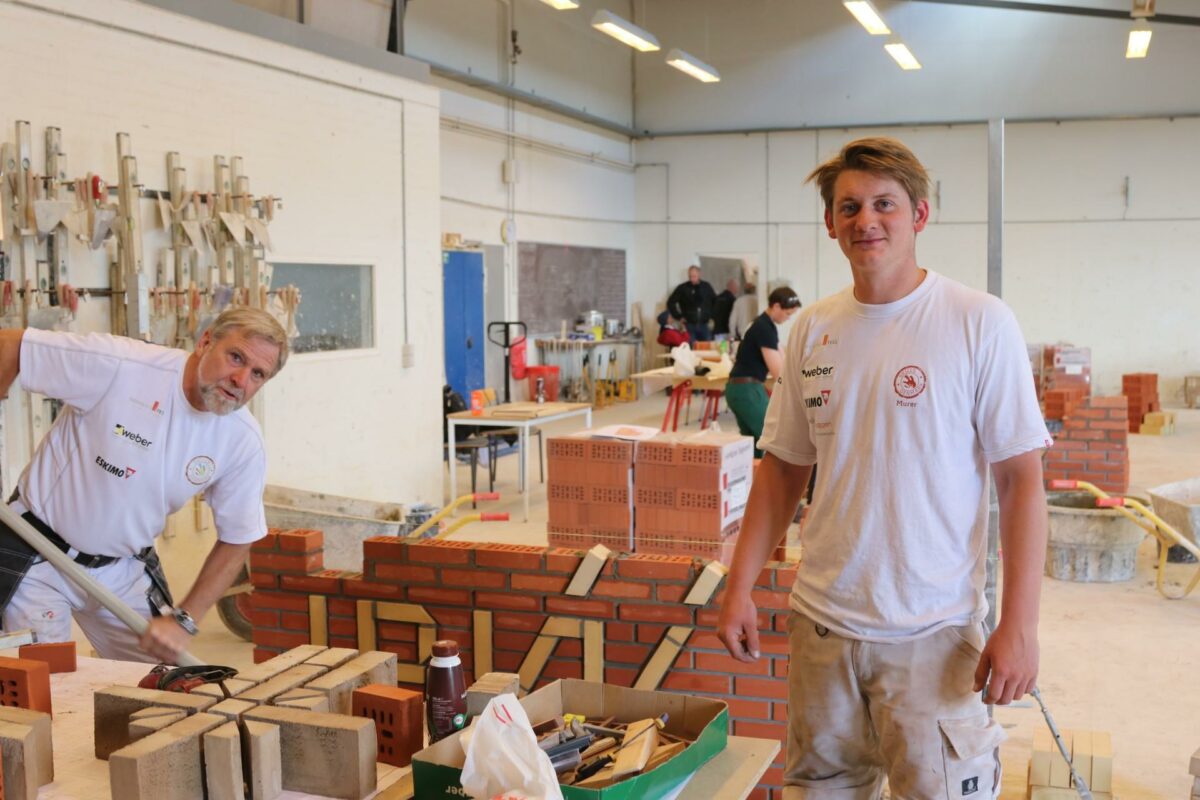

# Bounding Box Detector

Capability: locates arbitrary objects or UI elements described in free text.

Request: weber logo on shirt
[95,455,135,480]
[113,423,152,449]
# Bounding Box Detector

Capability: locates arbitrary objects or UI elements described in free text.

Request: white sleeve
[206,446,269,545]
[974,305,1051,463]
[759,320,818,465]
[19,329,124,413]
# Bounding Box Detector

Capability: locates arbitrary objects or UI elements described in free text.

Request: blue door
[443,250,485,399]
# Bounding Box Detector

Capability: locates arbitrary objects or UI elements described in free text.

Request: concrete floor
[161,393,1199,797]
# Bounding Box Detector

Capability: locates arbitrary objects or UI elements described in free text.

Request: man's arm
[0,329,24,399]
[762,347,784,380]
[974,448,1047,705]
[718,453,811,661]
[139,539,252,663]
[666,285,685,321]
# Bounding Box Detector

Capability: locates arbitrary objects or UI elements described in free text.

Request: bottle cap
[432,640,460,658]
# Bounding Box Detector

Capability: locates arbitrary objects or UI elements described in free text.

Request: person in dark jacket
[724,286,800,457]
[712,278,739,337]
[667,266,717,343]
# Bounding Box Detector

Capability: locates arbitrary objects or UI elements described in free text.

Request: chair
[478,387,545,490]
[443,436,494,503]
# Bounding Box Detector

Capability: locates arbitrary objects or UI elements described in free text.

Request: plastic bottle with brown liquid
[426,639,468,743]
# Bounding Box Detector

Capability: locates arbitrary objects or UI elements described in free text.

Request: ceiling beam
[908,0,1200,27]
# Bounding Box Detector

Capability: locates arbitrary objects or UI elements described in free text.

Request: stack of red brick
[1121,373,1160,433]
[1042,386,1089,421]
[546,430,753,558]
[1043,396,1129,494]
[634,431,752,560]
[1041,344,1092,398]
[546,433,635,552]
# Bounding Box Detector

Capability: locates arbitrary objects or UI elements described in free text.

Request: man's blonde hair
[205,307,289,374]
[806,137,930,212]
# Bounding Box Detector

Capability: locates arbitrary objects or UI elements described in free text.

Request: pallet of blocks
[1042,345,1092,399]
[1027,728,1112,799]
[1140,410,1176,436]
[633,430,752,560]
[545,431,636,553]
[1190,744,1200,799]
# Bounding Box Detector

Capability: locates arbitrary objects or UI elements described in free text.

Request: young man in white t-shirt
[0,307,287,664]
[717,137,1050,797]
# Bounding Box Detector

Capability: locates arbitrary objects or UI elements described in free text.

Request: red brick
[249,552,322,574]
[756,633,790,655]
[1089,396,1129,408]
[618,604,693,624]
[543,660,583,680]
[751,590,791,611]
[1064,430,1107,441]
[408,541,474,565]
[280,612,310,631]
[592,579,653,600]
[546,549,583,574]
[555,639,582,658]
[656,584,687,603]
[248,609,280,628]
[362,537,408,562]
[329,599,356,616]
[280,571,342,594]
[773,699,789,718]
[253,647,280,663]
[1071,408,1108,420]
[734,720,787,743]
[696,652,770,675]
[493,652,523,671]
[1053,440,1087,451]
[606,643,652,665]
[605,667,638,686]
[408,587,472,606]
[252,629,311,651]
[330,618,357,637]
[494,612,546,633]
[429,608,473,628]
[17,642,75,674]
[250,591,311,612]
[352,685,423,767]
[251,531,280,553]
[511,574,569,594]
[343,576,405,599]
[472,592,539,612]
[380,642,419,661]
[442,569,507,589]
[660,672,731,695]
[372,563,438,583]
[378,622,418,642]
[475,544,545,571]
[249,571,278,589]
[636,625,666,644]
[605,622,635,641]
[1088,420,1128,431]
[617,555,695,581]
[545,597,614,618]
[330,636,358,649]
[494,632,537,652]
[735,676,789,699]
[689,631,725,650]
[674,651,692,670]
[278,529,323,553]
[724,697,771,720]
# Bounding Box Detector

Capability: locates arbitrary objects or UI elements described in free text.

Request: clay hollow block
[128,708,187,744]
[238,664,327,704]
[352,684,423,767]
[0,719,38,800]
[303,651,397,715]
[0,657,51,716]
[94,685,216,759]
[0,707,52,788]
[203,722,245,800]
[108,712,226,800]
[17,641,76,673]
[243,705,376,800]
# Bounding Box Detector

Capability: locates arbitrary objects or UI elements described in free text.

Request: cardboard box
[412,679,728,800]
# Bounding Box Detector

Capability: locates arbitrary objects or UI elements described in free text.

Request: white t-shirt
[14,329,268,557]
[760,271,1049,641]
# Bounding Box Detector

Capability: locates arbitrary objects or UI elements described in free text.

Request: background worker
[724,286,800,458]
[0,307,288,664]
[712,278,740,339]
[729,282,759,340]
[717,137,1050,797]
[667,265,716,343]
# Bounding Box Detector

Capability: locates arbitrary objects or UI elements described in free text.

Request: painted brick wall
[1043,395,1129,494]
[250,531,797,799]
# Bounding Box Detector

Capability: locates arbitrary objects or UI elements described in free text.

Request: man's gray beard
[200,383,243,415]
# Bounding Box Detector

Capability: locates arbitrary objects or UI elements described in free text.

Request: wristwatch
[172,607,199,636]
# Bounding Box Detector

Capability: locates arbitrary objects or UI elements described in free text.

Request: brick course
[1043,395,1129,494]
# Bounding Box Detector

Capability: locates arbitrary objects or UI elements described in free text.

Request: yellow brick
[1091,731,1112,793]
[1048,729,1073,788]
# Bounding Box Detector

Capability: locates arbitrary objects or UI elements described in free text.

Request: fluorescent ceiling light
[666,48,721,83]
[885,41,922,70]
[844,1,891,35]
[591,9,661,52]
[539,0,579,9]
[1126,26,1152,58]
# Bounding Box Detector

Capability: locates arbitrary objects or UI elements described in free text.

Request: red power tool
[138,664,239,694]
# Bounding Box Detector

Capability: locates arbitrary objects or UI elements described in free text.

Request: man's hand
[974,619,1038,705]
[139,615,194,664]
[717,591,761,663]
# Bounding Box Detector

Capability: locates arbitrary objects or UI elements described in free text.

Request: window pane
[270,263,374,353]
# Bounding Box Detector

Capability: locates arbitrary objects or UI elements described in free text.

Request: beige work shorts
[783,611,1006,800]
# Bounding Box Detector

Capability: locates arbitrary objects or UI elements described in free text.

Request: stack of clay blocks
[1190,746,1200,800]
[1028,728,1112,799]
[1043,386,1088,421]
[1041,345,1092,399]
[1122,373,1161,432]
[546,431,636,552]
[1043,396,1130,494]
[634,430,753,560]
[102,645,401,800]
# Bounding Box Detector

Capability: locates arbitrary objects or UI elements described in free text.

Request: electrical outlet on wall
[401,342,415,368]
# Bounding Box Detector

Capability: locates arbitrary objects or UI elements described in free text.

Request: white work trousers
[2,558,156,662]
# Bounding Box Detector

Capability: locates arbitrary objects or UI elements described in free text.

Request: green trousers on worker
[724,380,769,458]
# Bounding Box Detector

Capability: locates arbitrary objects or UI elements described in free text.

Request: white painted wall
[633,121,1200,402]
[0,0,445,505]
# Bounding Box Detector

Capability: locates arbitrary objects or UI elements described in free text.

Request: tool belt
[727,376,762,385]
[0,501,172,616]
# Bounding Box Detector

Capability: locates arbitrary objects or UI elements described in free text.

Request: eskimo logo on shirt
[893,365,927,400]
[112,423,152,449]
[962,776,979,795]
[95,455,136,480]
[186,456,217,485]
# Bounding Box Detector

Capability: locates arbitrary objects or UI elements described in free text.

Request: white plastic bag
[460,694,564,800]
[671,343,699,377]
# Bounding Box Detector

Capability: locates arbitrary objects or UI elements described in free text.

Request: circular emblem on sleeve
[893,365,927,399]
[186,456,217,485]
